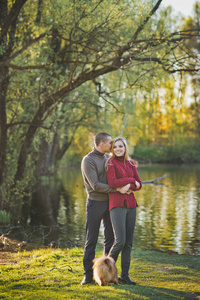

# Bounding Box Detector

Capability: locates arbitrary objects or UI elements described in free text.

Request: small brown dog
[93,256,118,286]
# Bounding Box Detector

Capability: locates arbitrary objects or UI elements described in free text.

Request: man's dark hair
[95,132,111,146]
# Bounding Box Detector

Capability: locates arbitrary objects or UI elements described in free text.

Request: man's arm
[82,157,115,193]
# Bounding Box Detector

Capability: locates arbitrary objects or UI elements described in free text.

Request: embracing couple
[81,132,142,285]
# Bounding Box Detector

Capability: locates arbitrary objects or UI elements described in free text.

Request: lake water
[57,163,200,255]
[1,164,200,255]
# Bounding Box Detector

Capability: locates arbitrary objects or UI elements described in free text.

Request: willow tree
[0,0,199,210]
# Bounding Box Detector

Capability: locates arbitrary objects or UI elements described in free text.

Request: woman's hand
[135,181,140,190]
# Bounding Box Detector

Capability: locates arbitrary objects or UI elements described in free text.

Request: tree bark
[0,66,9,185]
[0,0,28,186]
[14,103,46,181]
[0,0,28,41]
[0,0,9,185]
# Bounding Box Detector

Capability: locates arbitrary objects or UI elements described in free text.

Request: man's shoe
[81,275,93,285]
[119,275,136,285]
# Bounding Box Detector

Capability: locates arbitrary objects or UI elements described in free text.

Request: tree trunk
[35,135,59,177]
[14,104,47,181]
[0,67,9,186]
[0,0,27,186]
[0,0,8,186]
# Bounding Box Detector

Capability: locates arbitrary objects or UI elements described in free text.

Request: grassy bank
[0,247,199,299]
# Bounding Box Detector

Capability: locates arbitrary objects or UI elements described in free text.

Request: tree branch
[117,0,163,56]
[142,174,169,184]
[6,33,47,63]
[1,0,28,39]
[6,121,51,130]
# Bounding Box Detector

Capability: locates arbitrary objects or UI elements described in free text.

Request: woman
[106,137,142,285]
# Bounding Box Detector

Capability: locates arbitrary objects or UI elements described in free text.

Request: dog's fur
[93,256,118,286]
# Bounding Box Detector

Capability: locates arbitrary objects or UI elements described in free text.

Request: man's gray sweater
[81,148,115,201]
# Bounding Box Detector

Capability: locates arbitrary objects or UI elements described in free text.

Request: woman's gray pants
[109,207,136,277]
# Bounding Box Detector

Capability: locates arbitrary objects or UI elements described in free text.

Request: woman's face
[113,140,125,157]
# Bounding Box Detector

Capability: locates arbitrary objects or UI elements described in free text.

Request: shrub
[0,210,10,225]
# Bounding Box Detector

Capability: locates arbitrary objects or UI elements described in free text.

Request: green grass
[0,248,199,299]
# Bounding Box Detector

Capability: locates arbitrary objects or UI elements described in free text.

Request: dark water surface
[1,164,200,255]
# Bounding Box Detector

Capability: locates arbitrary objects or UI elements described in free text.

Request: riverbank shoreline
[133,144,200,165]
[0,247,199,299]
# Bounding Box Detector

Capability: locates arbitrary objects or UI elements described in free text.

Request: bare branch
[5,63,47,70]
[6,121,51,130]
[142,174,169,184]
[5,33,47,63]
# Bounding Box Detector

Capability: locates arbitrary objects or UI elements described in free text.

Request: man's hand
[126,189,133,194]
[117,183,130,194]
[117,181,140,194]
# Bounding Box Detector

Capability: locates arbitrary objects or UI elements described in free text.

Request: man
[81,132,116,285]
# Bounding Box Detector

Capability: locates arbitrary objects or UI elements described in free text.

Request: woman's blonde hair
[110,137,131,161]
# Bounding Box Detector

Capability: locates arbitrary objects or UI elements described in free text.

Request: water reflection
[57,170,86,248]
[134,164,200,254]
[29,172,86,248]
[1,164,199,255]
[58,164,200,254]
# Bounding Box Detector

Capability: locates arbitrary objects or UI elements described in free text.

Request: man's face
[102,136,112,153]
